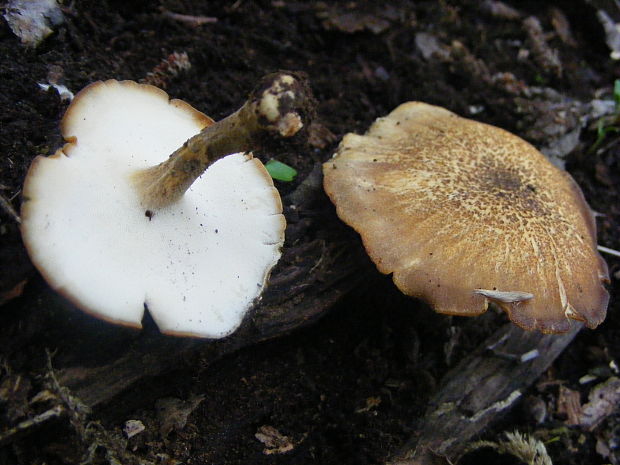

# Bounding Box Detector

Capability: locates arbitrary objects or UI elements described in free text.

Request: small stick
[0,405,64,447]
[0,191,20,223]
[160,8,218,27]
[598,244,620,258]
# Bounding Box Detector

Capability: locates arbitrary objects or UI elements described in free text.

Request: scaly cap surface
[324,102,609,333]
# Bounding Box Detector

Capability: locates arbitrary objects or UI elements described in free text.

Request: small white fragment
[579,374,598,385]
[415,32,450,60]
[123,419,146,439]
[610,360,619,374]
[590,99,616,120]
[276,112,303,137]
[520,349,539,363]
[374,66,390,81]
[3,0,64,47]
[597,10,620,60]
[486,332,510,351]
[469,390,522,422]
[598,244,620,258]
[474,289,534,303]
[279,74,295,85]
[482,0,523,20]
[540,127,581,169]
[38,82,74,101]
[564,304,580,319]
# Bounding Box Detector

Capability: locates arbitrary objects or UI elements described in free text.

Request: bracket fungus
[324,102,609,333]
[21,72,310,338]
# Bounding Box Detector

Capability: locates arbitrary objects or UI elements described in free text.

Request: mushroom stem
[132,72,309,209]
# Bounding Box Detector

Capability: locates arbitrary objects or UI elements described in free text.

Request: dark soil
[1,1,619,464]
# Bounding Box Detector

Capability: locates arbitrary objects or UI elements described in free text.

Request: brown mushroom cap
[323,102,609,333]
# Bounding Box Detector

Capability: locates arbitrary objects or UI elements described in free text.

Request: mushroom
[21,72,310,338]
[323,102,609,333]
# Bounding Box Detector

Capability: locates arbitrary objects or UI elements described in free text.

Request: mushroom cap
[323,102,609,333]
[21,80,286,338]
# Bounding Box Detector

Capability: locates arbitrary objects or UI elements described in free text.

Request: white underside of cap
[22,81,284,338]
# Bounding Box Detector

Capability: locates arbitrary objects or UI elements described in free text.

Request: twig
[0,405,65,447]
[523,16,562,77]
[45,349,91,439]
[0,191,20,223]
[598,244,620,258]
[159,8,217,27]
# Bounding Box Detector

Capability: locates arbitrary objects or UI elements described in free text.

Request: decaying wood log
[387,322,582,465]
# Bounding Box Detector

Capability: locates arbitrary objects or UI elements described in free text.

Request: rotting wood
[387,322,582,465]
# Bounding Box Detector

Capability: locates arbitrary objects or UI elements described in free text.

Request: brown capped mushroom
[323,102,609,333]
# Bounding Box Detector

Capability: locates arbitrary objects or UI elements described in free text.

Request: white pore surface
[22,81,284,338]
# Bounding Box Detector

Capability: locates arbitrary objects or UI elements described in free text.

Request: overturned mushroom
[323,102,609,333]
[21,73,310,338]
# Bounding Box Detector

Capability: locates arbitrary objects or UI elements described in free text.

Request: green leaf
[589,119,620,154]
[265,159,297,182]
[614,79,620,107]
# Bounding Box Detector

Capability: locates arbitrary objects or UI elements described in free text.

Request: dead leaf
[480,0,522,20]
[415,32,450,61]
[308,122,336,149]
[141,52,192,89]
[549,7,577,47]
[0,374,31,422]
[557,385,582,425]
[522,395,547,424]
[30,389,57,404]
[155,394,204,438]
[523,16,562,77]
[579,377,620,430]
[595,162,614,187]
[255,425,296,455]
[594,428,620,464]
[123,419,146,439]
[514,88,589,167]
[317,6,394,34]
[0,279,28,306]
[2,0,64,47]
[356,396,381,413]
